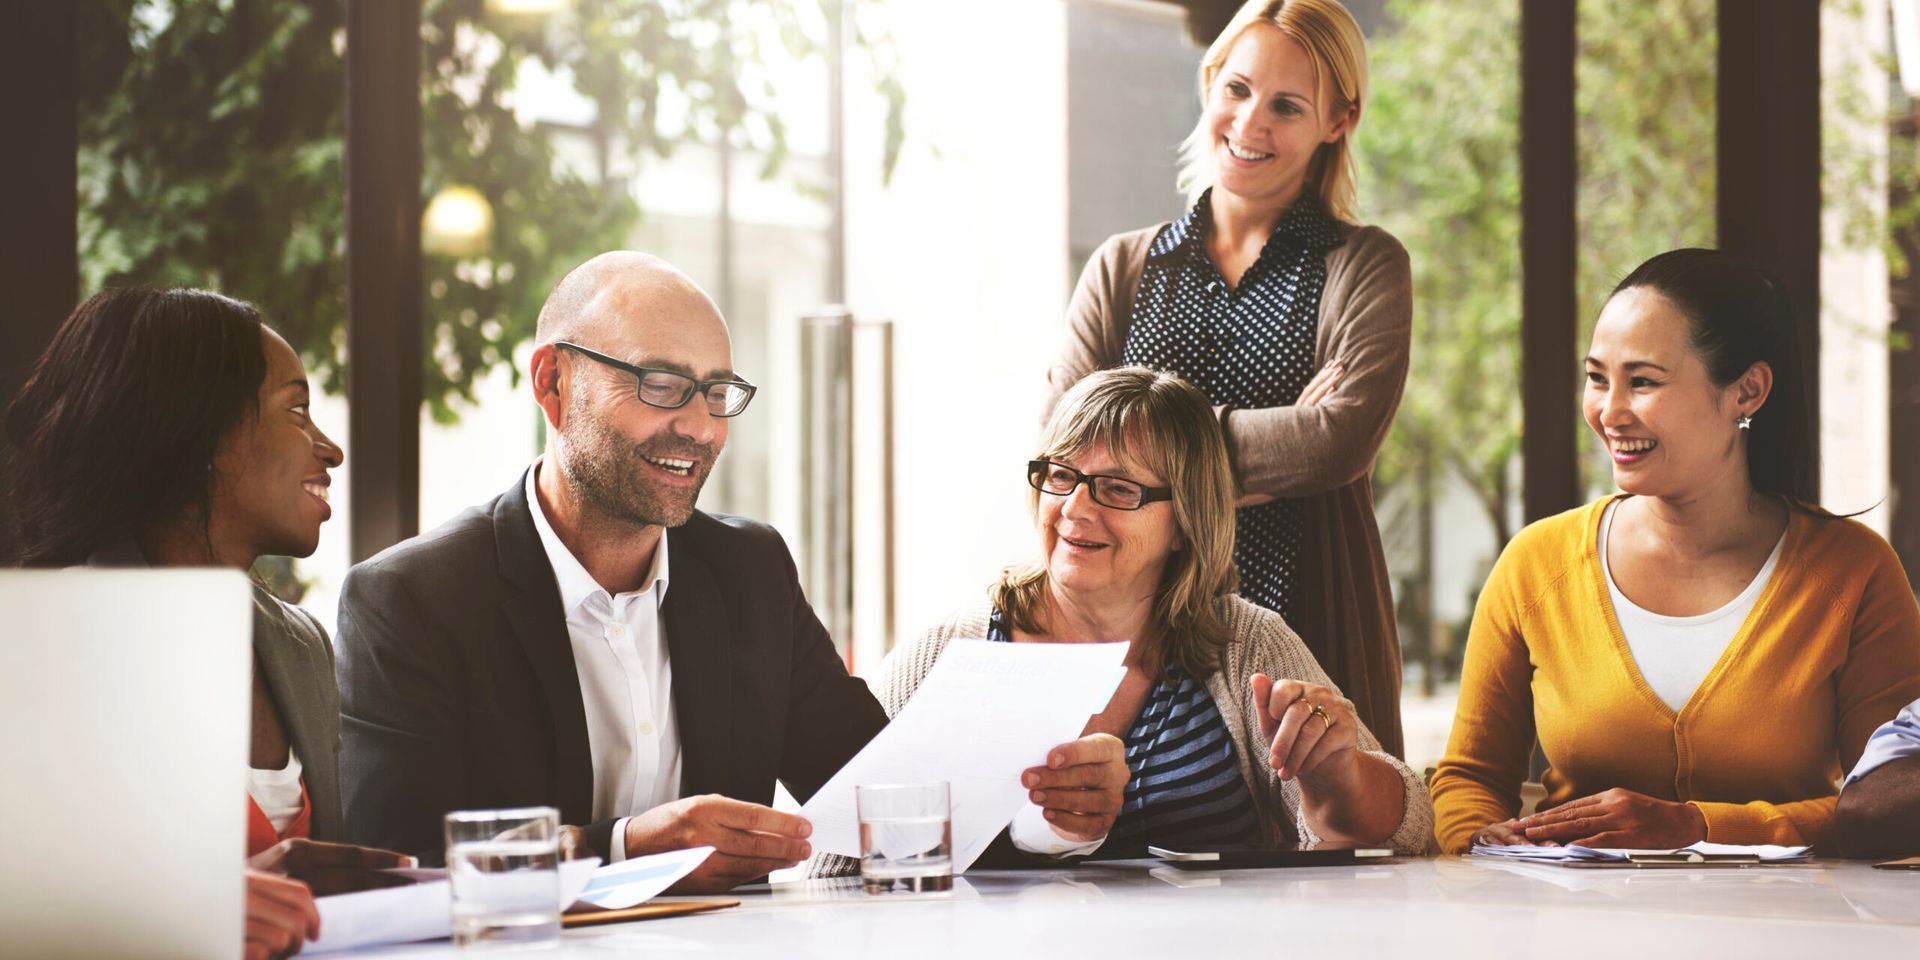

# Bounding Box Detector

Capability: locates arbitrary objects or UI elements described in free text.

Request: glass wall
[70,1,1909,779]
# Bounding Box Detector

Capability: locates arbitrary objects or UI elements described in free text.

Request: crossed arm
[1046,230,1412,503]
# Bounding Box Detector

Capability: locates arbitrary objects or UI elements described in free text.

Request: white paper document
[800,640,1129,873]
[307,856,599,954]
[574,846,714,909]
[1470,841,1811,864]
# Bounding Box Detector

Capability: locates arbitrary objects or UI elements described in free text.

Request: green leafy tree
[1362,0,1521,547]
[77,0,900,422]
[1359,0,1717,684]
[1573,0,1717,333]
[1360,0,1522,693]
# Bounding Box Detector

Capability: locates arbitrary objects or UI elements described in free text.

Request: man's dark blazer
[334,470,888,861]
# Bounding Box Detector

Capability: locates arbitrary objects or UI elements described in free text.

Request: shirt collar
[1146,188,1343,264]
[1146,190,1210,260]
[525,459,671,619]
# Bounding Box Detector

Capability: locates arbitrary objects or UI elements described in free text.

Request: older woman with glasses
[850,367,1429,864]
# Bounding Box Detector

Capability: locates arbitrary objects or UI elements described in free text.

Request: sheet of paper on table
[1469,841,1811,864]
[306,857,599,955]
[572,846,714,909]
[800,639,1128,873]
[369,847,712,910]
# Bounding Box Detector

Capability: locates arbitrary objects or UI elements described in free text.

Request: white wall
[840,0,1073,666]
[1821,0,1893,528]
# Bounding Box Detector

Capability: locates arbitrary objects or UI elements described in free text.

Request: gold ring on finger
[1308,703,1333,732]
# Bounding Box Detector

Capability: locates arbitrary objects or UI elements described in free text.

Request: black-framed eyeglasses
[1027,459,1173,511]
[554,341,757,417]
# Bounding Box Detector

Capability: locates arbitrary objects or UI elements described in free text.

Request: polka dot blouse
[1122,190,1343,624]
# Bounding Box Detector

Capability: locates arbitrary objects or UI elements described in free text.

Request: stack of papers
[308,846,714,954]
[1470,841,1811,865]
[307,857,601,955]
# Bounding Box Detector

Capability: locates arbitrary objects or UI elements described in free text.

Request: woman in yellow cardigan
[1431,249,1920,853]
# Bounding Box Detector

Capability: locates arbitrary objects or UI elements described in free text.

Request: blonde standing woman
[1047,0,1410,755]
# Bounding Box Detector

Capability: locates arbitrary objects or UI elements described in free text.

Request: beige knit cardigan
[1043,222,1413,758]
[809,595,1434,876]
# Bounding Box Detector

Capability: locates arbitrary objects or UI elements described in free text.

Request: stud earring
[1737,415,1752,431]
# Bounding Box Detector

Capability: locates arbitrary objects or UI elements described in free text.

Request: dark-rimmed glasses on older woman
[1027,459,1172,511]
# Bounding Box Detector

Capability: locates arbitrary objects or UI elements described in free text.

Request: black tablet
[1147,844,1396,870]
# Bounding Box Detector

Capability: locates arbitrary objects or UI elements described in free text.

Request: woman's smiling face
[1583,287,1763,500]
[1203,23,1350,210]
[206,328,342,562]
[1037,443,1181,605]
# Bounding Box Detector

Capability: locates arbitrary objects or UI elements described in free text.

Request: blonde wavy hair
[992,368,1239,678]
[1174,0,1369,223]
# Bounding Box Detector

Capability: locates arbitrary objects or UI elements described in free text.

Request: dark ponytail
[1611,248,1816,507]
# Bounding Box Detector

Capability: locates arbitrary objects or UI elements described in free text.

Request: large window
[66,2,1904,777]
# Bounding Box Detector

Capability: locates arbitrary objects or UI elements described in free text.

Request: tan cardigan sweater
[1044,223,1414,757]
[809,595,1433,876]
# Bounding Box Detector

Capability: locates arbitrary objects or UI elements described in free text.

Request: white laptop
[0,569,254,960]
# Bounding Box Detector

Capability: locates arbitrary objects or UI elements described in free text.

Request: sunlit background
[66,0,1920,777]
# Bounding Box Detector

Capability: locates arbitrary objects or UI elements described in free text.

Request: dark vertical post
[0,3,78,559]
[1889,107,1920,585]
[345,0,423,562]
[1176,0,1238,44]
[1520,0,1581,522]
[1718,0,1821,497]
[0,2,78,417]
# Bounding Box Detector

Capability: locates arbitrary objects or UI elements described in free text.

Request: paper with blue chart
[572,845,714,908]
[307,847,713,953]
[307,856,599,954]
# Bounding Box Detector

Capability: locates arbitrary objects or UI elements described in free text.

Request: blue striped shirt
[988,608,1260,853]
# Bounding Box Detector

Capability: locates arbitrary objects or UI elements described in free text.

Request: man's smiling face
[551,270,736,529]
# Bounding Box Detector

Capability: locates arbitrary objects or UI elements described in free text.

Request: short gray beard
[554,389,712,529]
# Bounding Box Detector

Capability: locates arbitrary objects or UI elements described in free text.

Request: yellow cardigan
[1431,496,1920,854]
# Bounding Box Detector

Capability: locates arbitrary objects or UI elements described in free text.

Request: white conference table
[343,856,1920,959]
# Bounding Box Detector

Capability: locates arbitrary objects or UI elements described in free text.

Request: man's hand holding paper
[622,795,814,893]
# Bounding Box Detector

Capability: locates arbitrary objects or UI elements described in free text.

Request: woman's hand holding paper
[1023,733,1129,842]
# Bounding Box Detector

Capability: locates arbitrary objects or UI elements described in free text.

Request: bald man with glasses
[334,252,887,893]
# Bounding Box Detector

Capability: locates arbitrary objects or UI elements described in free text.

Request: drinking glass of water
[857,782,953,894]
[444,806,562,949]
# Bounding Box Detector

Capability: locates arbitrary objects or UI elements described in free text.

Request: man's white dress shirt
[527,462,681,860]
[528,460,1081,860]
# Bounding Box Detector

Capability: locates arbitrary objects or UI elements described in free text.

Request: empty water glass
[857,782,953,894]
[444,806,562,949]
